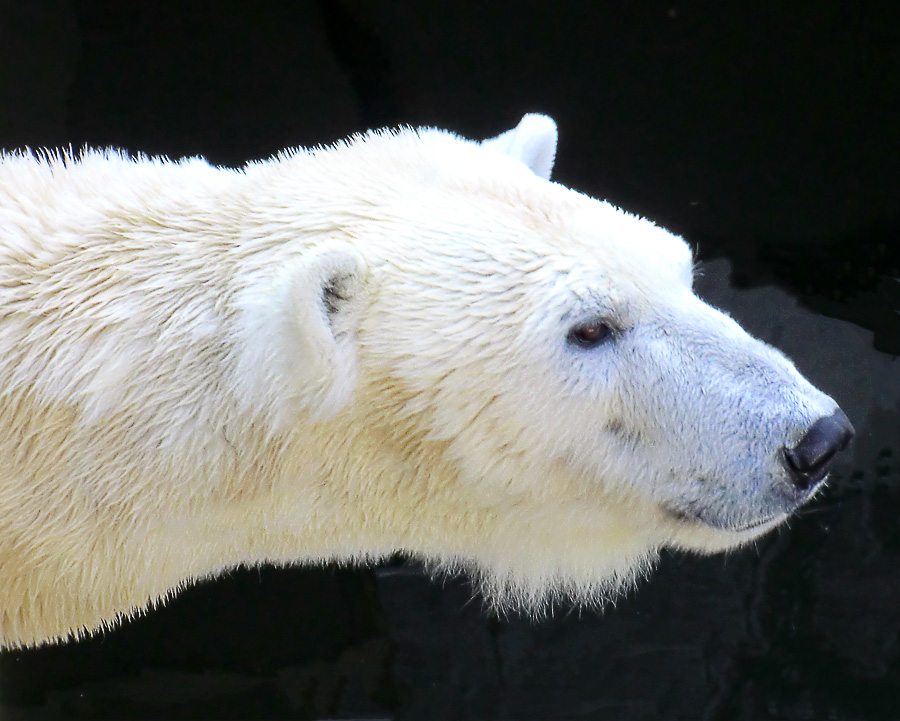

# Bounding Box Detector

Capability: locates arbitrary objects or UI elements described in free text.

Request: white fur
[481,113,558,180]
[0,116,840,647]
[233,241,367,429]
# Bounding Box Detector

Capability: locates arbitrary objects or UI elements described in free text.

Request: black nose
[782,408,855,491]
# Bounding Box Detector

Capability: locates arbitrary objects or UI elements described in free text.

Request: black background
[1,2,898,719]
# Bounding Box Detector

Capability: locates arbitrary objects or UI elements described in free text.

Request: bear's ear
[481,113,558,180]
[234,241,368,427]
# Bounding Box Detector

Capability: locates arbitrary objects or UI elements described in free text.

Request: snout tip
[781,408,855,491]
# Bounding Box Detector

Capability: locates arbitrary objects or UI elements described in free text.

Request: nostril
[782,408,855,491]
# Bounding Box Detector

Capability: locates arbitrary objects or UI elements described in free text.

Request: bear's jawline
[664,505,783,534]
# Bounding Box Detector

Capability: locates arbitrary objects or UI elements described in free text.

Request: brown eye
[568,321,611,349]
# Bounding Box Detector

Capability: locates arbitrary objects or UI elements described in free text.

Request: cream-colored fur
[0,116,840,647]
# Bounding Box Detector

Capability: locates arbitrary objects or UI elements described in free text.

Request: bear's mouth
[664,506,785,534]
[725,514,785,533]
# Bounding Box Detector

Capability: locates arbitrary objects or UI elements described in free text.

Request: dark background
[1,2,899,719]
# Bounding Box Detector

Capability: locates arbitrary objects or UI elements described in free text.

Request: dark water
[1,2,898,719]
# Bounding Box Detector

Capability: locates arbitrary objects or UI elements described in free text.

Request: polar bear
[0,115,853,648]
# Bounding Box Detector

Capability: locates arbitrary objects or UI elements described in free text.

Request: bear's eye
[568,321,612,349]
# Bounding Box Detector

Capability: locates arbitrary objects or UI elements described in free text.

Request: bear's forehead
[570,203,694,287]
[468,182,695,297]
[416,133,694,286]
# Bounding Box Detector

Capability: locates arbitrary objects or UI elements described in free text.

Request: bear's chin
[663,508,789,554]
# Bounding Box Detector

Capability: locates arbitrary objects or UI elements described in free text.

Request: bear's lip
[664,506,785,534]
[724,514,786,533]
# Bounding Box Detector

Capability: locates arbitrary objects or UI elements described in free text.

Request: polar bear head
[236,115,854,610]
